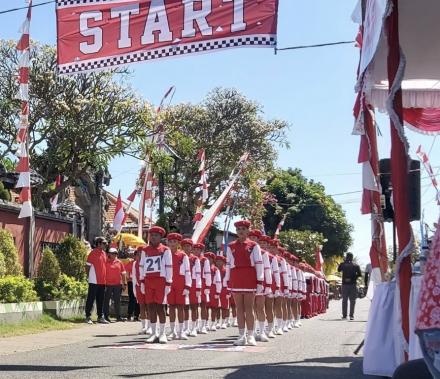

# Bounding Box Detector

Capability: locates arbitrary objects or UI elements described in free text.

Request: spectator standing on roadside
[104,247,127,322]
[124,247,140,321]
[338,252,361,320]
[85,237,108,324]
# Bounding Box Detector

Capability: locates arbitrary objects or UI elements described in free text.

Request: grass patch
[0,314,82,338]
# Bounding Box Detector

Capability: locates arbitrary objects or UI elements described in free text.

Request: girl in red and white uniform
[258,235,280,338]
[204,252,222,331]
[192,243,212,334]
[289,256,301,328]
[297,265,306,324]
[249,230,272,342]
[224,220,264,346]
[132,248,150,335]
[268,240,288,335]
[283,251,293,332]
[166,233,192,340]
[215,255,230,329]
[181,239,202,337]
[139,226,173,344]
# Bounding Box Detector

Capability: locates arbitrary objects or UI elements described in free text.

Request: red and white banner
[416,145,440,205]
[56,0,279,74]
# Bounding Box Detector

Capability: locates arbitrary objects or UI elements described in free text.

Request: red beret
[181,238,193,246]
[204,252,216,260]
[167,233,182,241]
[290,254,299,261]
[193,243,205,250]
[268,239,279,246]
[258,235,270,242]
[249,229,263,238]
[215,255,226,262]
[234,220,251,228]
[149,226,166,237]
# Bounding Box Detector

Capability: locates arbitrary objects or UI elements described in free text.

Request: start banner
[56,0,279,74]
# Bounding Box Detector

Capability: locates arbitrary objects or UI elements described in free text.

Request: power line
[0,1,54,15]
[275,40,355,52]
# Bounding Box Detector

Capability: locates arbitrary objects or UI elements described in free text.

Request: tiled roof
[104,190,150,226]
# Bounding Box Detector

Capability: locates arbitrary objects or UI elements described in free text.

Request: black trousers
[104,285,122,319]
[127,281,140,317]
[341,284,357,318]
[85,283,105,318]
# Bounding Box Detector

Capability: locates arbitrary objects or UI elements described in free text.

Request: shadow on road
[0,365,104,372]
[117,356,381,379]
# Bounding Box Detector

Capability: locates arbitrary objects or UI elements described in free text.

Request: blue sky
[1,0,439,268]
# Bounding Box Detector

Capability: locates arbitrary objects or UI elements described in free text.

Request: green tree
[0,182,10,201]
[263,168,353,258]
[35,247,61,301]
[0,40,155,209]
[149,88,289,233]
[279,230,325,266]
[54,235,88,281]
[0,229,22,276]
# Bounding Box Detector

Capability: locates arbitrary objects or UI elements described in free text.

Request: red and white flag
[56,0,278,75]
[416,145,440,205]
[50,175,62,211]
[113,191,126,233]
[274,213,287,240]
[193,148,209,228]
[315,246,324,272]
[16,1,33,219]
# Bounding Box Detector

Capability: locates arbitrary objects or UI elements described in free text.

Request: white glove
[140,283,145,294]
[204,289,210,296]
[226,292,231,299]
[256,284,264,295]
[264,286,272,295]
[164,285,171,297]
[196,290,201,298]
[284,289,290,296]
[182,289,190,296]
[214,294,219,300]
[274,289,281,297]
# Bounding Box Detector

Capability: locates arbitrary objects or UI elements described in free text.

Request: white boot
[189,327,198,337]
[146,323,158,343]
[159,323,167,344]
[232,318,238,327]
[221,321,228,329]
[233,330,247,346]
[200,320,208,334]
[247,333,257,346]
[259,331,269,342]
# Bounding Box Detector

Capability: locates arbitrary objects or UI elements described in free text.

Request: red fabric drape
[403,108,440,135]
[364,106,388,273]
[387,0,412,349]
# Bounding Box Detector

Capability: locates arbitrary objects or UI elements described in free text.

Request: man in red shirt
[85,237,108,324]
[139,226,173,344]
[103,247,127,322]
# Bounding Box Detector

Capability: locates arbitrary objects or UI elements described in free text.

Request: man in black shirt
[337,253,362,320]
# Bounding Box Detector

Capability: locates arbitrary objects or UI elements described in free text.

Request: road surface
[0,298,379,378]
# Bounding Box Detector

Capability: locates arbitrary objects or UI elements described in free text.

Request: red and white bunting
[274,213,287,240]
[193,148,209,229]
[16,1,33,219]
[416,145,440,205]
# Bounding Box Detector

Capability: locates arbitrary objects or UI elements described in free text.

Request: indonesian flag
[274,213,287,240]
[113,191,125,233]
[315,247,324,273]
[50,175,62,211]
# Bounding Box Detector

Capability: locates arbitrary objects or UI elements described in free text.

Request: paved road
[0,298,379,378]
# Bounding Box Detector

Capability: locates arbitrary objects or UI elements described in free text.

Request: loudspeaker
[379,159,421,222]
